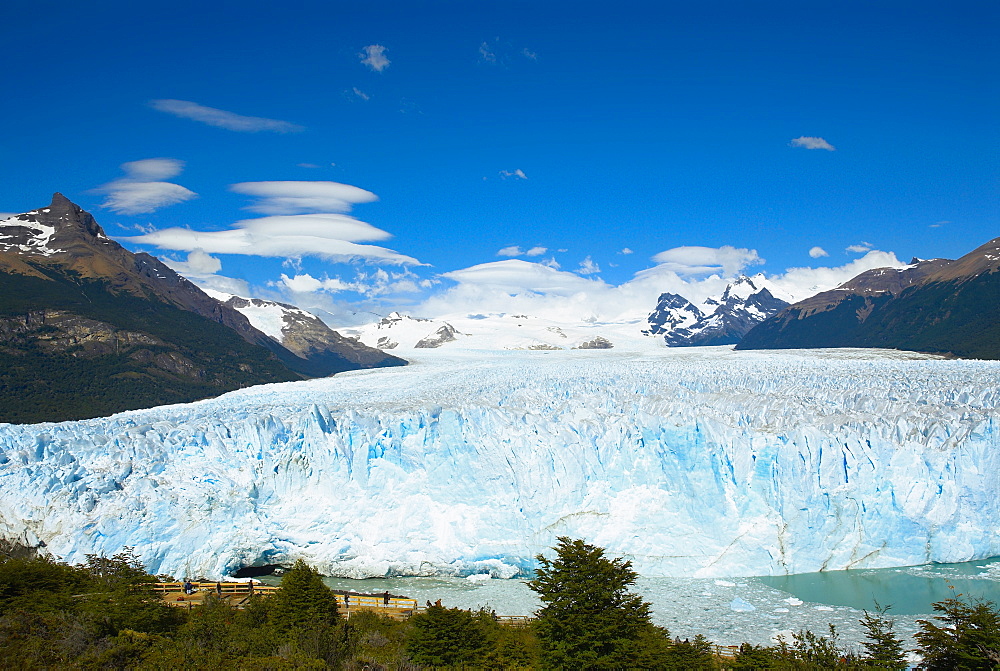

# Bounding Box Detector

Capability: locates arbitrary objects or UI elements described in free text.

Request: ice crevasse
[0,347,997,580]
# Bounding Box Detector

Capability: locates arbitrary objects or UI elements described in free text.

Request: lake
[261,557,1000,650]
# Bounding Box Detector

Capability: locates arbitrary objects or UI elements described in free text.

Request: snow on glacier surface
[0,346,998,580]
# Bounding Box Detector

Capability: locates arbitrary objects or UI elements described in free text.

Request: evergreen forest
[0,538,997,669]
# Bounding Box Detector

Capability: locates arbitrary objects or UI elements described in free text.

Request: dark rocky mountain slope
[218,294,404,370]
[0,194,402,423]
[737,237,1000,359]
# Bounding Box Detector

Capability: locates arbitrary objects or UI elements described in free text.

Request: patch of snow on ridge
[0,213,58,256]
[0,347,997,581]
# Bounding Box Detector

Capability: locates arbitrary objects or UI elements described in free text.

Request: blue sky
[2,0,997,322]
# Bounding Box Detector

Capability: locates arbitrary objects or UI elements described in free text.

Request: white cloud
[421,259,703,323]
[619,247,634,255]
[498,245,547,258]
[94,158,196,215]
[930,220,950,228]
[650,245,763,277]
[230,181,378,214]
[479,42,497,63]
[168,249,222,275]
[277,268,422,298]
[125,213,418,265]
[499,169,527,180]
[360,45,390,72]
[128,179,419,266]
[160,250,251,297]
[149,99,303,133]
[577,256,601,275]
[790,136,836,151]
[100,182,196,215]
[846,242,873,253]
[280,273,327,293]
[121,158,184,181]
[352,87,371,101]
[769,250,906,300]
[417,246,907,324]
[442,259,607,296]
[522,48,537,60]
[808,246,829,258]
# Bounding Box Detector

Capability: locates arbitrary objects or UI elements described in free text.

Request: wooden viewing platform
[333,591,419,620]
[154,581,279,608]
[154,582,418,617]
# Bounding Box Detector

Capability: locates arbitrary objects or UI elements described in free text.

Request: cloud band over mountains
[126,180,419,265]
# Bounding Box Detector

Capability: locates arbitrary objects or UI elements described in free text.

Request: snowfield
[0,347,998,580]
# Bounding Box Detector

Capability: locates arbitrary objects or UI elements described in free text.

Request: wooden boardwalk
[155,582,418,617]
[154,581,278,608]
[334,592,419,620]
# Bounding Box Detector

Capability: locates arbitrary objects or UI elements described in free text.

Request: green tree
[475,609,542,669]
[527,536,670,669]
[859,603,908,670]
[406,604,488,667]
[267,559,346,665]
[0,555,90,614]
[665,633,718,669]
[915,595,1000,670]
[730,641,782,669]
[268,559,340,633]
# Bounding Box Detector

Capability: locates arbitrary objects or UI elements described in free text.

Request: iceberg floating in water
[0,347,998,580]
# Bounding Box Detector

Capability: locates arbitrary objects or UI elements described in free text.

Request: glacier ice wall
[0,348,998,579]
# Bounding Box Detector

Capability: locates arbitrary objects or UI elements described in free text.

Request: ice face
[0,347,997,580]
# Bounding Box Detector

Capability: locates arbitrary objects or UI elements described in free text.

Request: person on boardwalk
[215,581,222,596]
[383,591,390,606]
[248,579,254,595]
[183,580,194,595]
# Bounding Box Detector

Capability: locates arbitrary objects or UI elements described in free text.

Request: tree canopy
[527,536,671,669]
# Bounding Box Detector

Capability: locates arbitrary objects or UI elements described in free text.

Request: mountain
[0,194,398,424]
[342,311,636,352]
[644,274,790,346]
[737,237,1000,359]
[206,292,405,371]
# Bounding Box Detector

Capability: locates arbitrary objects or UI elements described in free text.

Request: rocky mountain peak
[0,193,111,259]
[646,275,789,347]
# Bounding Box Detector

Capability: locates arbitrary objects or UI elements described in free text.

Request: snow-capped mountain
[204,291,404,370]
[1,347,996,580]
[0,195,315,422]
[343,311,640,352]
[645,274,790,346]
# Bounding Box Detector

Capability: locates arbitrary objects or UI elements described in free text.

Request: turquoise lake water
[260,557,1000,648]
[756,557,1000,615]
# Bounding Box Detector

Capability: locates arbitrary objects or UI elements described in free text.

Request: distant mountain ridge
[0,194,401,423]
[738,237,1000,359]
[645,274,790,346]
[208,292,404,369]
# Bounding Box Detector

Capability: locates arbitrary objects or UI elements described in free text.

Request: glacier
[0,346,998,580]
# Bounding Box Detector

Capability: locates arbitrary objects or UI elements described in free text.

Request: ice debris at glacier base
[0,346,997,580]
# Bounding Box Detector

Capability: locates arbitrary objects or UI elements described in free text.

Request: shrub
[915,595,1000,670]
